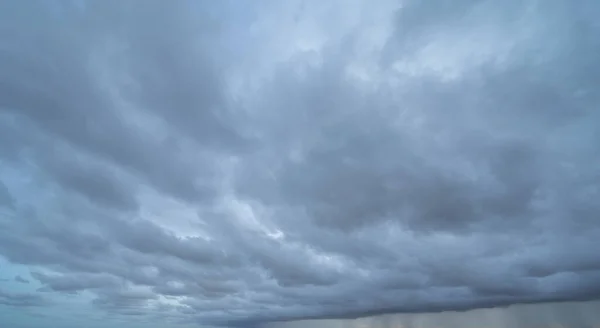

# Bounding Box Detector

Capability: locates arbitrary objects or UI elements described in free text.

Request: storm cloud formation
[0,0,599,327]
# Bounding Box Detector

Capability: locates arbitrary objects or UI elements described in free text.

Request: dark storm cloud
[0,0,227,205]
[0,0,599,327]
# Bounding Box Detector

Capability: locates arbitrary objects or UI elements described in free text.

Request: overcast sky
[1,0,599,327]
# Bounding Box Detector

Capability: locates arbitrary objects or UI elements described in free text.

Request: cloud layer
[1,0,599,327]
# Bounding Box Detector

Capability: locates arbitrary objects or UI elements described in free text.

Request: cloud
[32,272,120,293]
[0,0,599,327]
[0,180,15,209]
[14,276,29,284]
[0,288,47,308]
[265,301,600,328]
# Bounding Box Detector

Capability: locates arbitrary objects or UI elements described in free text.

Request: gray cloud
[42,149,139,212]
[32,272,120,293]
[0,0,599,327]
[0,288,47,308]
[0,180,15,209]
[14,275,29,284]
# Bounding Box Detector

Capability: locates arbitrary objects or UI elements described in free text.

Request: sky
[0,0,599,327]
